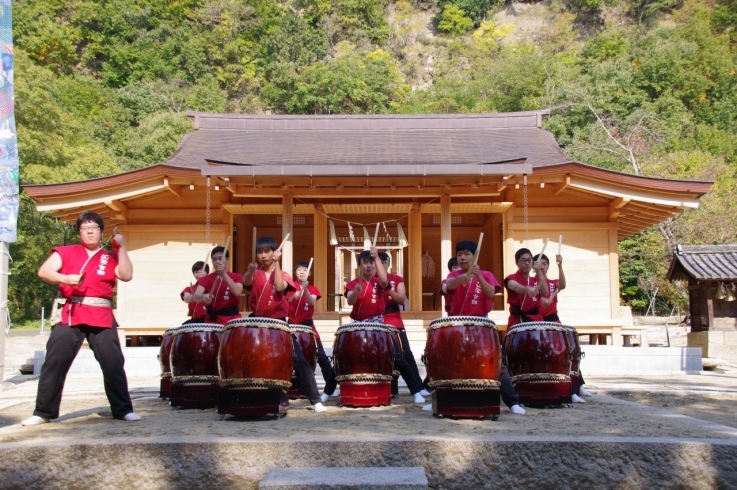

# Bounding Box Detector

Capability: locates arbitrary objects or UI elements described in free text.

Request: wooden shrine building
[24,110,711,346]
[668,244,737,360]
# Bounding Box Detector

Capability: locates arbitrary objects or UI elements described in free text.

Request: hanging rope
[205,176,212,252]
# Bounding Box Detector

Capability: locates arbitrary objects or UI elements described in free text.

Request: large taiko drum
[217,317,293,417]
[288,324,317,399]
[424,316,502,418]
[333,322,394,407]
[386,325,403,397]
[169,323,223,409]
[158,327,176,399]
[503,321,572,406]
[560,324,584,393]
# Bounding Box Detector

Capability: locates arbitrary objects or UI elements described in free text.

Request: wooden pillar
[282,194,293,276]
[313,208,328,313]
[409,204,423,312]
[440,194,452,316]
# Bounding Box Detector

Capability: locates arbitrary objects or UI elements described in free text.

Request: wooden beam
[608,197,630,220]
[554,174,570,196]
[36,180,167,212]
[163,177,182,197]
[497,176,510,193]
[104,200,127,222]
[314,209,328,314]
[408,204,423,313]
[508,222,617,231]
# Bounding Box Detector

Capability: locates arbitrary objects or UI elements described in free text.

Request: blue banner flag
[0,0,18,243]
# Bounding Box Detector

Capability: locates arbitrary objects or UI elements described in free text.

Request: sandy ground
[3,328,737,446]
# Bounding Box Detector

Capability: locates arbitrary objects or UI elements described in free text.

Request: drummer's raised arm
[371,247,388,289]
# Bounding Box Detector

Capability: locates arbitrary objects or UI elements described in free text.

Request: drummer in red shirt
[23,211,140,426]
[535,252,590,402]
[504,248,548,328]
[193,246,243,325]
[345,247,425,404]
[288,261,339,403]
[181,261,209,324]
[244,237,326,413]
[440,239,526,415]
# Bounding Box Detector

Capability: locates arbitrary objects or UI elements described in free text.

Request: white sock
[421,403,433,411]
[22,415,50,426]
[123,412,141,421]
[510,404,526,415]
[419,389,431,396]
[330,388,340,397]
[313,402,327,413]
[579,386,593,396]
[320,393,329,403]
[413,393,426,403]
[572,394,585,403]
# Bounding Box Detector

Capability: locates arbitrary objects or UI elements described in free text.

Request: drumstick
[466,232,484,279]
[78,270,86,286]
[557,235,562,256]
[276,233,291,252]
[372,223,380,247]
[538,238,549,261]
[252,226,257,263]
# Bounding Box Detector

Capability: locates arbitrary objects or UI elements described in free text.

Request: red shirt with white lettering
[504,270,544,328]
[345,275,388,321]
[54,244,118,328]
[540,279,560,321]
[383,273,405,329]
[181,285,208,321]
[248,269,296,320]
[197,271,244,325]
[288,284,322,337]
[446,269,501,317]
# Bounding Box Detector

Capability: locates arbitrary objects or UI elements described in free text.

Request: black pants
[391,334,422,395]
[316,338,338,395]
[498,366,519,408]
[34,324,133,419]
[398,329,424,388]
[292,336,321,405]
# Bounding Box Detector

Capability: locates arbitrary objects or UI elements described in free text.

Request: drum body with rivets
[217,317,293,417]
[333,322,394,407]
[158,327,176,399]
[503,321,573,406]
[169,323,223,408]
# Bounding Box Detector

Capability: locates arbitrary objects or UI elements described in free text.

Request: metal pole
[0,242,9,384]
[40,306,45,335]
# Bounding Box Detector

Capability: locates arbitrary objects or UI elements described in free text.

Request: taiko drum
[169,323,223,409]
[332,322,394,407]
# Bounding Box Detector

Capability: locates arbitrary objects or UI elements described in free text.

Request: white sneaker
[330,388,340,397]
[320,393,329,403]
[123,412,141,421]
[313,402,327,413]
[510,404,526,415]
[419,389,431,396]
[572,394,586,403]
[421,403,433,412]
[413,393,426,404]
[579,386,594,396]
[22,416,50,426]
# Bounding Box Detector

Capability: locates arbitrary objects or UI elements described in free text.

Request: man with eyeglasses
[504,248,549,329]
[22,211,140,425]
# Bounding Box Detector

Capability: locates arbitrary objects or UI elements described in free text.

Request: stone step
[259,467,428,490]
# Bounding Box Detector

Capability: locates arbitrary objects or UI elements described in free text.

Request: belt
[71,296,113,307]
[207,305,240,320]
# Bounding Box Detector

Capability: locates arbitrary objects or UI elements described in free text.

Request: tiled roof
[668,244,737,281]
[163,111,572,172]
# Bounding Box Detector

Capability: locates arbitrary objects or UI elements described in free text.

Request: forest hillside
[9,0,737,321]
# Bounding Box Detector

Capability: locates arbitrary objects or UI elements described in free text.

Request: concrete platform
[259,467,428,489]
